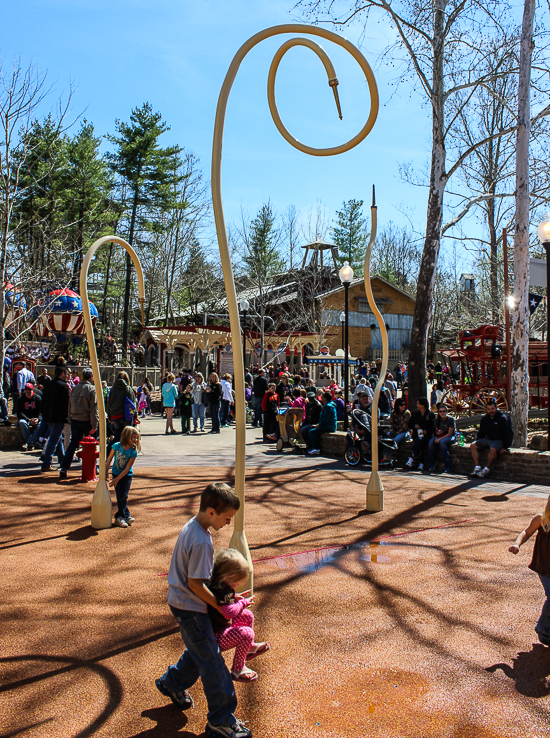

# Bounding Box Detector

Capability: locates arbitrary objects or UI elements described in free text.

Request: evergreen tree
[332,199,368,274]
[243,203,284,284]
[66,121,114,288]
[106,102,181,358]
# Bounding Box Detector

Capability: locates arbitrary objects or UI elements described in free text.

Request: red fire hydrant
[77,435,100,482]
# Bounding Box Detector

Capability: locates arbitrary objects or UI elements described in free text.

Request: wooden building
[320,276,415,362]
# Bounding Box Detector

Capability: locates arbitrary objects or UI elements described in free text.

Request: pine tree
[332,199,367,274]
[106,102,181,358]
[243,203,284,284]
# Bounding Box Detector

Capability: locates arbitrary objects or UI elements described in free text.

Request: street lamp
[240,298,250,373]
[339,261,354,430]
[339,310,345,352]
[537,214,550,446]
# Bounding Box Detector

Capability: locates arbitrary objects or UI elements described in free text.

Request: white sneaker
[417,463,424,471]
[114,518,128,528]
[469,466,481,477]
[477,467,490,478]
[405,457,413,468]
[125,515,135,525]
[308,449,320,455]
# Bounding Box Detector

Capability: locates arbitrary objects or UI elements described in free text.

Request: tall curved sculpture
[80,236,145,529]
[212,24,379,586]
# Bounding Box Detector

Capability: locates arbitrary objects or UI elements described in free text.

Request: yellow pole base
[91,480,113,530]
[229,529,254,593]
[366,471,384,512]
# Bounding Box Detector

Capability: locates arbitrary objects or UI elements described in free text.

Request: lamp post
[339,310,345,352]
[240,298,250,372]
[80,236,145,529]
[212,24,379,589]
[339,262,354,431]
[536,214,550,446]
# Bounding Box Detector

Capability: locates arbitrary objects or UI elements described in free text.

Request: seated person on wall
[388,398,411,448]
[346,392,373,452]
[405,397,435,471]
[304,391,337,456]
[17,383,42,450]
[334,390,346,422]
[427,404,456,474]
[378,387,392,419]
[470,398,513,478]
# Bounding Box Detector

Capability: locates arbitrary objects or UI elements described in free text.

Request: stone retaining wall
[0,420,23,448]
[319,431,550,487]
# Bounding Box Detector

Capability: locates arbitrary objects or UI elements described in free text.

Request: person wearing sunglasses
[427,404,456,473]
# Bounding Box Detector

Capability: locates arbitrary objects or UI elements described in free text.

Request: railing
[35,364,163,390]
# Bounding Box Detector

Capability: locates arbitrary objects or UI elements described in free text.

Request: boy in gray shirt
[156,482,252,738]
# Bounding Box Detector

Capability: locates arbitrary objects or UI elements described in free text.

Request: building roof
[318,275,416,302]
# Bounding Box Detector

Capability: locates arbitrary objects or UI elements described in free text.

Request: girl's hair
[223,373,232,381]
[211,547,251,586]
[210,372,219,384]
[117,371,129,383]
[300,388,307,398]
[120,425,141,452]
[393,398,406,412]
[542,495,550,532]
[166,372,175,382]
[195,372,204,381]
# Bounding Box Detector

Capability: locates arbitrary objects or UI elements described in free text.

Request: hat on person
[306,391,316,399]
[24,383,34,390]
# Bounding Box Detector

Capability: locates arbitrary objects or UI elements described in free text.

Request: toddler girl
[107,425,140,529]
[208,548,270,682]
[509,494,550,646]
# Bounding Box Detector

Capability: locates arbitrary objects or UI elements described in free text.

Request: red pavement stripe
[156,519,475,574]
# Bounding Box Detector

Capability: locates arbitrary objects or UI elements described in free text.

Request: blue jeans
[42,422,65,469]
[19,419,41,445]
[210,402,220,432]
[536,574,550,645]
[220,399,231,425]
[253,396,264,426]
[114,474,132,520]
[393,431,410,447]
[428,435,456,469]
[161,607,237,726]
[192,403,205,430]
[62,420,93,471]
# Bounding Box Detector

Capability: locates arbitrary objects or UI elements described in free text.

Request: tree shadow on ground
[486,643,550,697]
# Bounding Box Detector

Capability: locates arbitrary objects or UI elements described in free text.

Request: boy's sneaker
[477,466,490,478]
[307,448,320,455]
[155,677,194,710]
[469,465,481,477]
[417,463,424,471]
[405,457,413,468]
[59,469,67,479]
[114,518,128,528]
[206,719,252,738]
[125,515,135,525]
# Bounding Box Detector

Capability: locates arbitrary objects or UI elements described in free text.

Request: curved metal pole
[212,24,379,587]
[80,235,145,529]
[363,193,387,511]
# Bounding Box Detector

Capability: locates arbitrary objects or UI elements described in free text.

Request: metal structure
[80,236,145,530]
[211,24,379,587]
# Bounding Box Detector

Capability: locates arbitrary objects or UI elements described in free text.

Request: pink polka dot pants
[215,608,255,672]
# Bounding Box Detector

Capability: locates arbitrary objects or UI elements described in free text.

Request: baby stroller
[276,407,307,453]
[345,407,398,468]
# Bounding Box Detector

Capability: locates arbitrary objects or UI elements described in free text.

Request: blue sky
[2,0,514,266]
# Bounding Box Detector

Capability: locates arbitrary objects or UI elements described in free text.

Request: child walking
[178,385,194,435]
[156,483,252,738]
[509,494,550,646]
[208,548,270,683]
[107,425,140,529]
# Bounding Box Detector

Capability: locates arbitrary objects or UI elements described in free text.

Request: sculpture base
[91,480,112,530]
[366,471,384,512]
[229,529,254,592]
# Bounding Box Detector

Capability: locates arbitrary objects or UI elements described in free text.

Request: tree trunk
[511,0,535,447]
[122,157,142,361]
[408,2,446,408]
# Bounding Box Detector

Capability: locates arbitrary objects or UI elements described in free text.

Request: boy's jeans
[428,435,456,469]
[42,422,65,469]
[161,607,237,726]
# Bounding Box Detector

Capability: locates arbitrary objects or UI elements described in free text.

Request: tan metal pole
[363,187,385,511]
[502,228,512,406]
[80,236,145,529]
[212,24,379,587]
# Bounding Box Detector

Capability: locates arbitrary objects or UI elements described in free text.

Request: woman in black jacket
[205,372,222,433]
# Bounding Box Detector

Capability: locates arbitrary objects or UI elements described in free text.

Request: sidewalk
[1,459,549,737]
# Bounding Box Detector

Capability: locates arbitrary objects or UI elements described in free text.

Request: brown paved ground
[1,465,550,738]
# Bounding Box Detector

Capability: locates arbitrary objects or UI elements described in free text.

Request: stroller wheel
[276,437,284,452]
[345,447,361,466]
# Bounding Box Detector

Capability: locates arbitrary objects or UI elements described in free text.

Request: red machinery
[439,325,548,416]
[76,436,100,482]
